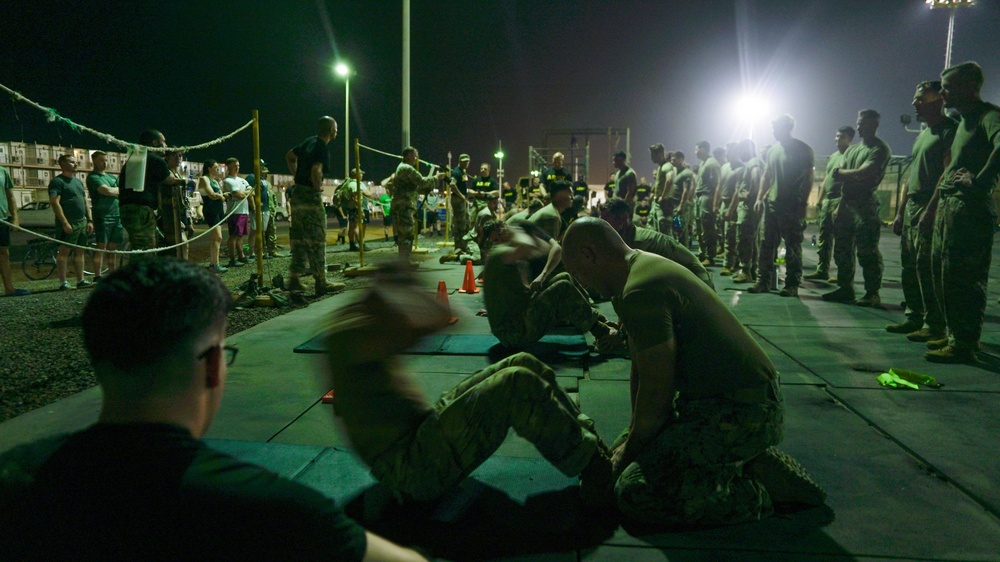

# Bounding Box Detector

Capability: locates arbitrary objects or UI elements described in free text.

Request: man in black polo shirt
[119,129,179,251]
[0,258,425,561]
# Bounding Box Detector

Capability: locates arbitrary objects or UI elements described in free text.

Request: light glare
[334,63,350,77]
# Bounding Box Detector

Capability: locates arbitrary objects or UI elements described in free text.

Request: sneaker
[747,283,770,294]
[822,286,856,303]
[238,256,250,264]
[855,292,881,308]
[926,337,950,350]
[700,258,715,267]
[828,277,838,284]
[720,267,732,276]
[76,279,93,288]
[227,260,244,268]
[779,286,799,297]
[925,345,977,364]
[579,442,615,508]
[58,281,71,290]
[731,272,755,283]
[803,270,829,281]
[907,328,944,342]
[886,318,923,334]
[744,447,826,509]
[208,264,228,273]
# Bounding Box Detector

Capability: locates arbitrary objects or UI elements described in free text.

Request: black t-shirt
[293,136,331,188]
[635,183,651,201]
[543,167,573,188]
[451,166,470,196]
[501,182,518,204]
[572,181,589,199]
[0,423,367,561]
[473,176,498,194]
[119,152,171,208]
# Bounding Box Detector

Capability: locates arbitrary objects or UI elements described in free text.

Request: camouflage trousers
[368,352,602,502]
[615,381,784,526]
[392,199,416,248]
[289,197,326,281]
[815,197,837,274]
[901,200,943,331]
[492,272,599,348]
[758,205,805,289]
[119,204,157,251]
[695,195,717,260]
[264,209,277,254]
[833,197,883,293]
[719,202,737,269]
[441,239,483,265]
[451,196,471,245]
[931,195,995,345]
[735,201,760,276]
[681,201,695,249]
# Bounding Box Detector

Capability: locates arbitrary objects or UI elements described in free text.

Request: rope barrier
[358,143,441,170]
[0,81,253,154]
[0,183,259,255]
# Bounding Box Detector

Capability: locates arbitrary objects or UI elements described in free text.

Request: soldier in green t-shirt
[649,144,676,236]
[886,82,956,342]
[805,126,855,280]
[747,115,815,297]
[693,141,721,266]
[86,151,122,278]
[822,110,892,307]
[562,218,825,526]
[925,62,1000,363]
[670,152,696,247]
[716,143,743,275]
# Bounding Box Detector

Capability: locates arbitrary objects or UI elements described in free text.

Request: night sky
[2,1,998,184]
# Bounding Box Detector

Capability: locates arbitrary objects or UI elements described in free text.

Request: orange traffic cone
[321,389,335,404]
[437,280,459,325]
[458,260,480,294]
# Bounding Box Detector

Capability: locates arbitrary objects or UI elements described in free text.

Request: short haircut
[318,116,337,135]
[91,151,106,160]
[401,146,417,159]
[202,159,217,176]
[613,150,627,160]
[837,126,856,139]
[82,258,233,372]
[527,198,544,212]
[917,80,943,94]
[649,143,665,154]
[138,129,163,147]
[858,109,881,121]
[549,180,573,196]
[225,157,239,165]
[57,154,72,164]
[480,219,505,245]
[672,150,685,160]
[696,140,711,151]
[600,197,631,217]
[553,152,564,160]
[712,147,727,160]
[942,61,984,91]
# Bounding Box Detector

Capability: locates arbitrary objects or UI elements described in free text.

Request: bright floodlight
[334,63,350,77]
[926,0,975,8]
[494,150,505,159]
[733,94,771,119]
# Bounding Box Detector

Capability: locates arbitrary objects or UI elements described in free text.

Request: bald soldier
[561,217,825,526]
[599,197,714,290]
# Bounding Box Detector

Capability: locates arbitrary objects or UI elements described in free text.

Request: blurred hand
[891,215,903,236]
[62,222,73,234]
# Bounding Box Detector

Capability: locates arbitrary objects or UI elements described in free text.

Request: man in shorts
[86,151,122,279]
[0,165,29,296]
[222,157,251,268]
[49,154,94,290]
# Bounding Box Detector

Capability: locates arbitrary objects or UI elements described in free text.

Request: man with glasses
[0,258,426,561]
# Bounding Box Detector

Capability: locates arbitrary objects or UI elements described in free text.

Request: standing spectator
[449,154,472,240]
[341,168,373,251]
[197,160,228,272]
[613,151,638,209]
[378,188,394,243]
[245,160,273,259]
[693,141,721,266]
[222,157,250,268]
[86,151,122,279]
[392,147,447,261]
[49,154,93,290]
[424,186,441,237]
[0,165,29,296]
[161,151,191,260]
[285,116,337,295]
[541,152,573,197]
[119,129,180,251]
[805,126,855,281]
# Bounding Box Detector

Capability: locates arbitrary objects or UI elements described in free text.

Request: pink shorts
[227,213,249,237]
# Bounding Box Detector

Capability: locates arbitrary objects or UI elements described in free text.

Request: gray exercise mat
[602,385,1000,560]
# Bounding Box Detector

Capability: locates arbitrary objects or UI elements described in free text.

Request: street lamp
[732,93,771,143]
[334,62,353,180]
[926,0,976,70]
[494,144,505,185]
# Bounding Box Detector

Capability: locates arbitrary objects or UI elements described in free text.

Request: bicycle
[21,236,129,281]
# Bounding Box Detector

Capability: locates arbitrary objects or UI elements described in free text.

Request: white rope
[358,143,439,169]
[0,81,252,153]
[1,183,259,255]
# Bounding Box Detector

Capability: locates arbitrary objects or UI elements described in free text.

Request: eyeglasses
[198,344,239,366]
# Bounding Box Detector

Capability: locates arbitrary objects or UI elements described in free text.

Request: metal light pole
[494,144,505,186]
[926,0,976,69]
[402,0,411,149]
[334,62,352,180]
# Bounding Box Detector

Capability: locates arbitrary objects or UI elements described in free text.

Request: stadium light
[926,0,976,69]
[733,93,771,142]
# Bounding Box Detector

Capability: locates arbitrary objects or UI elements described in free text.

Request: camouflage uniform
[392,162,439,249]
[734,158,764,278]
[288,185,327,284]
[615,381,784,526]
[369,352,602,502]
[719,162,743,271]
[694,156,721,261]
[265,184,278,255]
[119,205,157,251]
[451,194,471,244]
[439,231,483,265]
[815,151,846,276]
[833,137,891,294]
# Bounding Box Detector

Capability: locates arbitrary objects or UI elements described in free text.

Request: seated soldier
[438,218,503,265]
[562,218,825,528]
[600,197,715,290]
[482,220,619,351]
[321,267,614,505]
[0,258,424,561]
[505,197,543,223]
